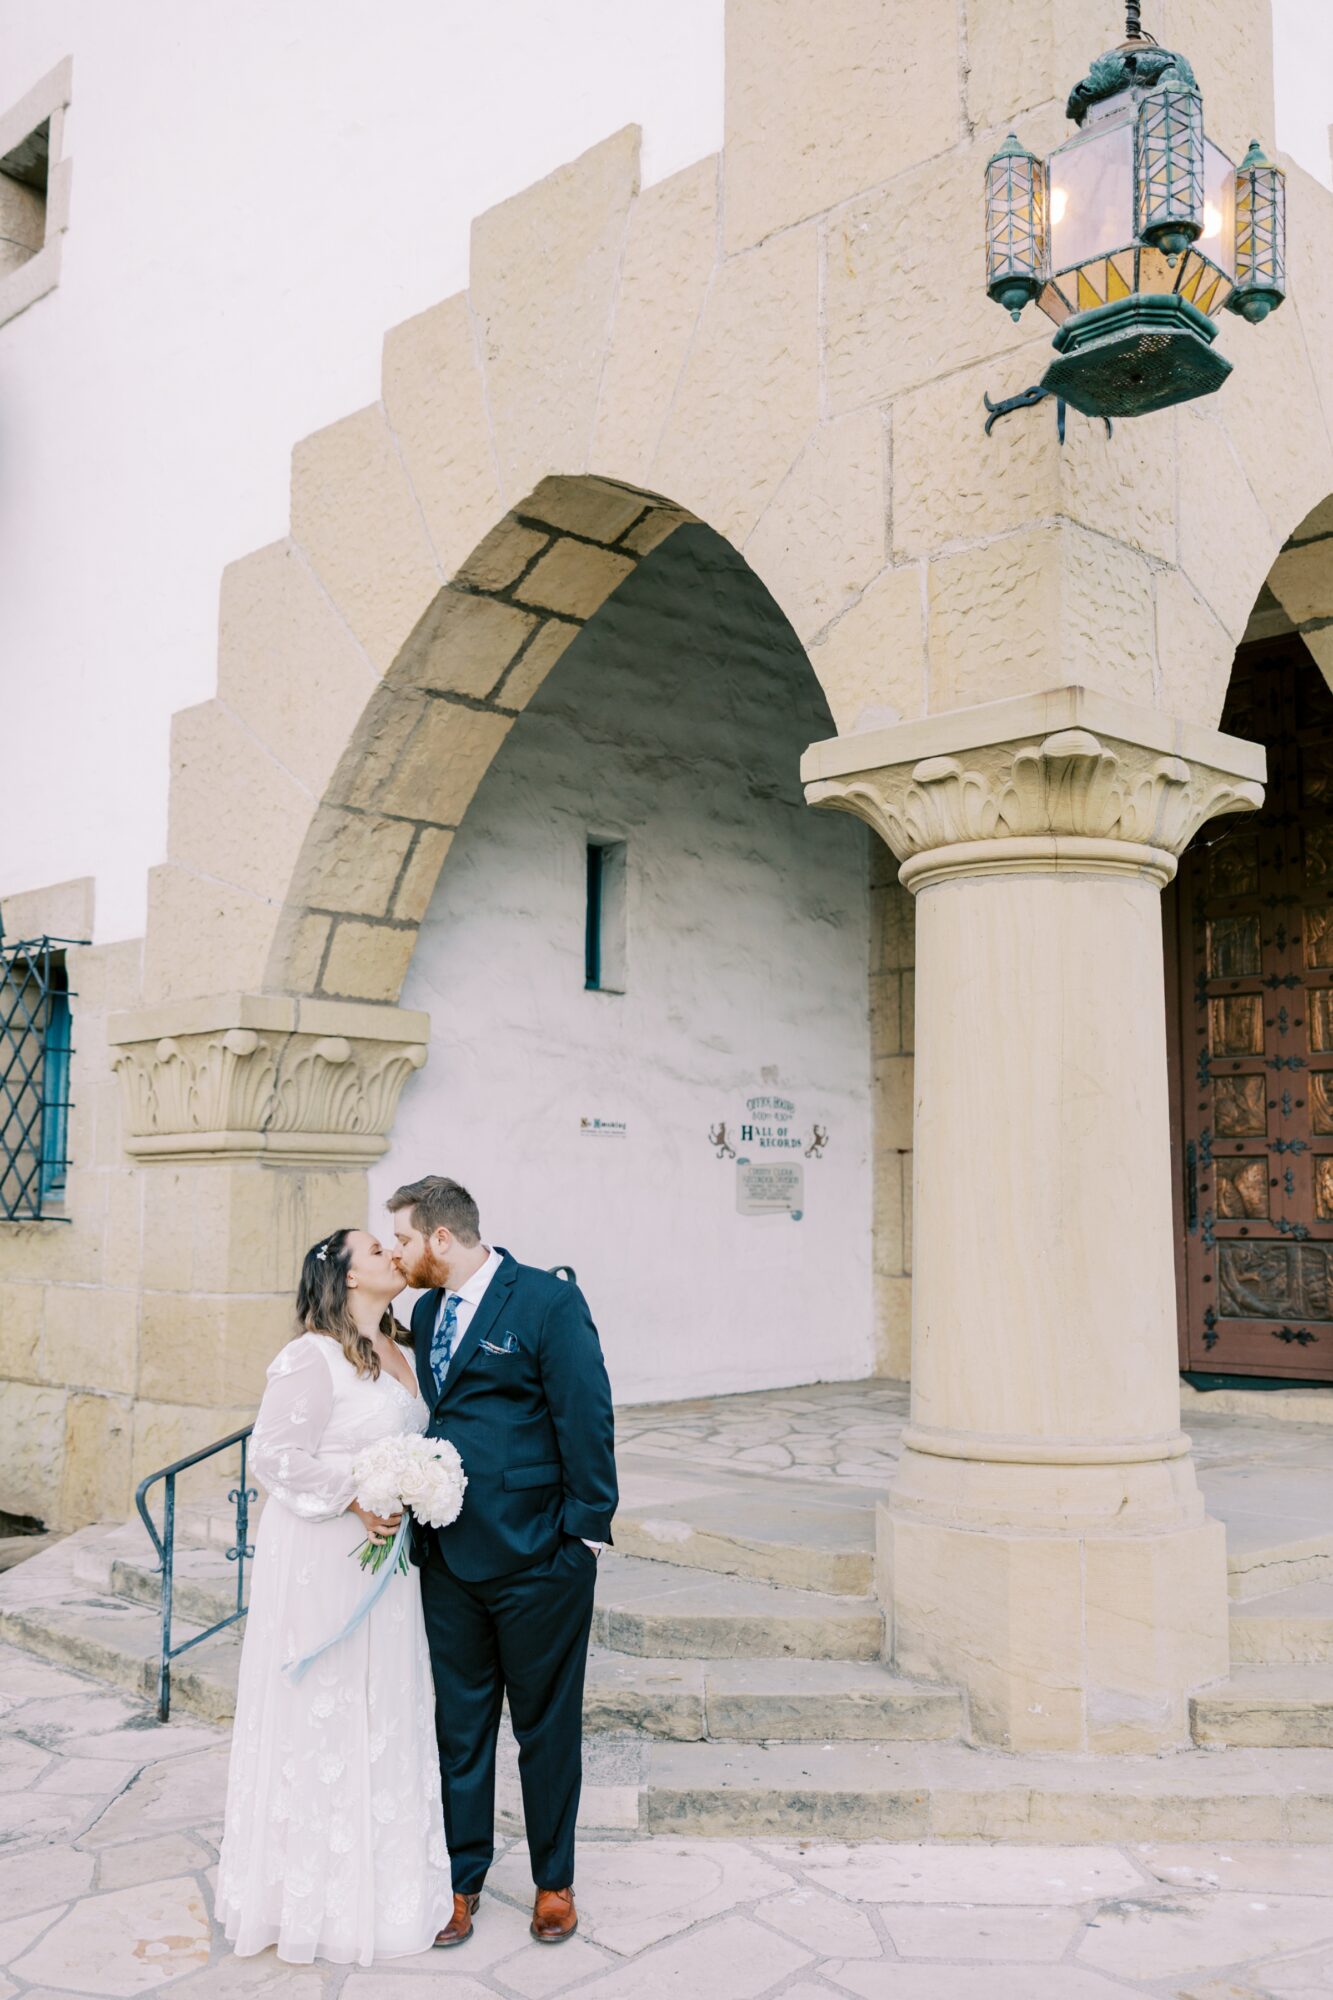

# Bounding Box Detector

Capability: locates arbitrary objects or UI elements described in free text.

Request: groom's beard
[402,1249,449,1291]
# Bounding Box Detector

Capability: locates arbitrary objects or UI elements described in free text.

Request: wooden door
[1171,636,1333,1379]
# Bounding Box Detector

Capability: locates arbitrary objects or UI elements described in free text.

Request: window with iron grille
[0,934,80,1221]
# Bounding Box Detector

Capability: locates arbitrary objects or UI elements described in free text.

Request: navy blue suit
[411,1250,617,1894]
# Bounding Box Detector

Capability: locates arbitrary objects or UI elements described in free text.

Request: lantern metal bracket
[982,384,1113,445]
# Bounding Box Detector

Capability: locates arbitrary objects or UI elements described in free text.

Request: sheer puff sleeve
[250,1336,359,1522]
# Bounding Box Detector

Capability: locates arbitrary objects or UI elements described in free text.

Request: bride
[216,1228,454,1964]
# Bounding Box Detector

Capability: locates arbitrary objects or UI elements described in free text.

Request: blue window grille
[40,984,72,1202]
[0,933,80,1221]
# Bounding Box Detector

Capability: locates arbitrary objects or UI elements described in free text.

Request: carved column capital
[802,686,1266,890]
[107,994,429,1165]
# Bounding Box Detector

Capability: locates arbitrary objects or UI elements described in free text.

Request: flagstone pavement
[3,1641,1333,2000]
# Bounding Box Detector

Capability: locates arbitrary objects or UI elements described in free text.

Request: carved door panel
[1173,637,1333,1378]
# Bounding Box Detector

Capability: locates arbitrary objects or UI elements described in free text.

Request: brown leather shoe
[531,1885,577,1943]
[433,1892,481,1947]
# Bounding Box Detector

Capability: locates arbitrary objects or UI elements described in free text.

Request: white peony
[401,1438,467,1529]
[352,1432,467,1532]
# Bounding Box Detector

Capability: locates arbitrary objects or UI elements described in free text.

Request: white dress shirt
[433,1244,503,1348]
[435,1247,603,1556]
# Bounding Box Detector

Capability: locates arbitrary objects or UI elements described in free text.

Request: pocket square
[481,1333,519,1355]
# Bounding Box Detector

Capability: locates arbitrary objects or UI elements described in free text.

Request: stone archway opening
[1167,495,1333,1383]
[362,503,878,1405]
[264,475,697,1006]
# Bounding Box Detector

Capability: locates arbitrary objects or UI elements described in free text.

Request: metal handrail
[135,1425,255,1722]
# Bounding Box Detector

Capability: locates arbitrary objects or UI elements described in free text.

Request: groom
[388,1175,617,1950]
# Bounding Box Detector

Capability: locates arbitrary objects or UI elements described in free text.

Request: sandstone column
[804,687,1265,1753]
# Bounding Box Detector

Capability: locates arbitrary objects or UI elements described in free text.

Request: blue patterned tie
[430,1292,461,1396]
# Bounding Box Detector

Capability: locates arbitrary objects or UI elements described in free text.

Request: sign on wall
[708,1090,829,1219]
[580,1116,627,1138]
[739,1094,803,1153]
[737,1160,805,1215]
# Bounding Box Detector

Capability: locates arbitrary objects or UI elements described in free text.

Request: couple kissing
[214,1173,618,1965]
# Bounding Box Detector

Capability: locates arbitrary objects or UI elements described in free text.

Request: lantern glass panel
[1236,157,1285,295]
[985,144,1047,306]
[1200,139,1236,277]
[1135,84,1204,251]
[1138,245,1180,294]
[1050,121,1134,275]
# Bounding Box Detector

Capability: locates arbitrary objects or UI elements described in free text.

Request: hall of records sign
[739,1095,803,1153]
[707,1093,829,1218]
[737,1096,809,1218]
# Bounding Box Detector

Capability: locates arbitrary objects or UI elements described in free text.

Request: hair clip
[315,1241,330,1262]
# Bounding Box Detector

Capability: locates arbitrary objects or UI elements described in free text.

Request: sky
[1272,0,1333,188]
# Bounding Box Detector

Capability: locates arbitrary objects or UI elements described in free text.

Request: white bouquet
[349,1432,467,1573]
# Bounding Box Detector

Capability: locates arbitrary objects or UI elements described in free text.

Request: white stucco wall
[0,0,725,944]
[0,2,1325,949]
[370,527,874,1405]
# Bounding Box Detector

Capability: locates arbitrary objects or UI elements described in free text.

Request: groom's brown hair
[388,1174,481,1244]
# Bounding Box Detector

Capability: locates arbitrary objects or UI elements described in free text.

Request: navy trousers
[420,1534,597,1894]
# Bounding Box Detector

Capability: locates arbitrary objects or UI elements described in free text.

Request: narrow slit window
[584,840,627,993]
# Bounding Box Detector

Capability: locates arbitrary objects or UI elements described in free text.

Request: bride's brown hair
[295,1229,410,1380]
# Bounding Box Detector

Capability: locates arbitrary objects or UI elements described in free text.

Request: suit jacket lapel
[415,1289,442,1405]
[439,1254,516,1401]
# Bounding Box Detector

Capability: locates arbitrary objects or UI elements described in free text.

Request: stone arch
[264,474,698,1005]
[258,476,696,1008]
[363,512,883,1402]
[1138,151,1333,727]
[1264,495,1333,686]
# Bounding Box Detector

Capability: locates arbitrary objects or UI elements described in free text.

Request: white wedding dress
[217,1332,453,1965]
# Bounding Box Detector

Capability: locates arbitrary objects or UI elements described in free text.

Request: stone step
[66,1516,247,1632]
[613,1464,875,1595]
[176,1485,878,1598]
[1230,1581,1333,1663]
[591,1553,884,1661]
[5,1533,930,1743]
[1223,1520,1333,1602]
[111,1550,249,1630]
[0,1591,242,1723]
[111,1543,888,1669]
[583,1653,963,1742]
[172,1468,1333,1603]
[0,1589,948,1744]
[634,1738,1333,1842]
[0,1529,64,1574]
[1191,1665,1333,1747]
[701,1657,962,1741]
[160,1489,1333,1609]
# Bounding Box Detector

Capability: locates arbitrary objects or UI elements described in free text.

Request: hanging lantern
[982,5,1285,421]
[1228,139,1286,323]
[985,132,1049,321]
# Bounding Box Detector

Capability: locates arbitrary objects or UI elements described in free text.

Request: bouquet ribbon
[283,1514,410,1685]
